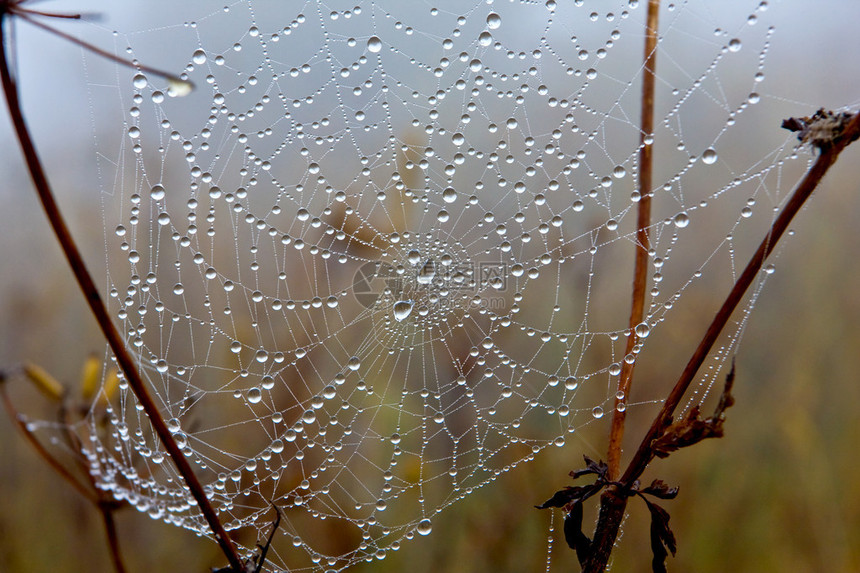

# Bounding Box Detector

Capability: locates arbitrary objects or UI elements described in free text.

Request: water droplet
[347,356,361,371]
[417,519,433,535]
[702,148,718,165]
[167,77,194,97]
[255,350,269,363]
[436,209,449,222]
[247,387,262,404]
[741,206,752,218]
[150,184,166,200]
[478,31,493,46]
[417,260,436,284]
[367,35,382,53]
[132,73,147,89]
[673,212,690,228]
[728,38,742,52]
[609,363,622,376]
[592,406,604,419]
[486,12,501,29]
[635,322,650,338]
[613,165,627,178]
[442,187,457,203]
[393,300,413,321]
[192,49,207,65]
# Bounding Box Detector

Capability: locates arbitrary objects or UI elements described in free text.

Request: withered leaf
[535,483,603,510]
[564,501,593,566]
[640,479,679,500]
[651,362,736,458]
[643,497,676,573]
[570,455,609,480]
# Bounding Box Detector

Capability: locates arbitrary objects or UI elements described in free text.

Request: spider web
[48,0,830,570]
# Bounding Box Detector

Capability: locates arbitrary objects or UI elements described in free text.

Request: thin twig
[16,12,192,89]
[0,375,96,502]
[608,0,661,480]
[0,14,242,571]
[100,508,128,573]
[584,112,860,572]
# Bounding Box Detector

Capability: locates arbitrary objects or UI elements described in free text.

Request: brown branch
[0,14,242,572]
[584,111,860,572]
[608,0,660,480]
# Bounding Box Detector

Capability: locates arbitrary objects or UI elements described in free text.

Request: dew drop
[150,184,166,200]
[442,187,457,203]
[728,38,742,52]
[673,212,690,228]
[247,387,262,404]
[347,356,362,371]
[393,300,413,321]
[478,31,493,46]
[702,148,718,165]
[612,165,627,178]
[132,73,147,89]
[417,519,433,535]
[634,322,650,338]
[367,35,383,53]
[417,260,436,284]
[486,12,501,29]
[192,49,207,65]
[167,77,194,97]
[592,406,604,419]
[436,209,449,222]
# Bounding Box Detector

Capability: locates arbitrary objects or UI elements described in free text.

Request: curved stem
[585,112,860,572]
[0,14,242,572]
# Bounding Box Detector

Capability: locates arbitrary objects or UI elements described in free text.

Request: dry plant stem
[0,379,96,502]
[17,13,188,86]
[584,113,860,573]
[608,0,660,480]
[0,380,128,572]
[101,509,128,573]
[0,17,243,572]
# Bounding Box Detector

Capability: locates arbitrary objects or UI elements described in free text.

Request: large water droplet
[393,301,413,321]
[167,77,194,97]
[702,148,718,164]
[442,187,457,203]
[247,387,262,404]
[635,322,651,338]
[673,212,690,228]
[417,260,436,284]
[417,519,433,535]
[367,35,382,53]
[486,13,501,29]
[192,49,207,65]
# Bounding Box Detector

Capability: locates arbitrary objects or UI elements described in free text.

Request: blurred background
[1,1,860,572]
